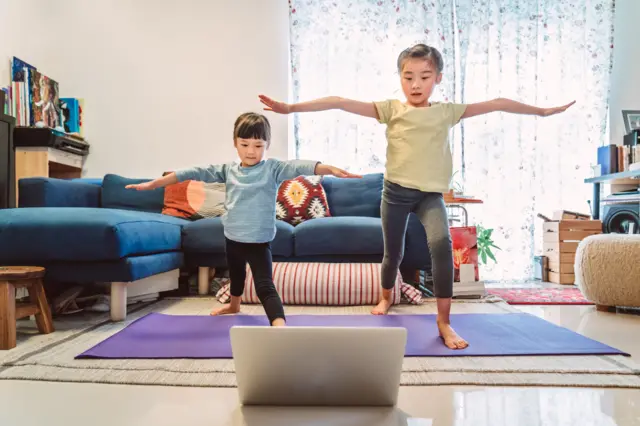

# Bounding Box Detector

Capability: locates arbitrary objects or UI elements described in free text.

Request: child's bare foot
[372,298,391,315]
[437,321,469,349]
[372,289,393,315]
[210,304,240,316]
[271,318,286,327]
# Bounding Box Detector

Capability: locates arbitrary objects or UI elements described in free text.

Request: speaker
[602,203,640,234]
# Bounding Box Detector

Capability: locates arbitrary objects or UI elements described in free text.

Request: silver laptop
[230,326,407,406]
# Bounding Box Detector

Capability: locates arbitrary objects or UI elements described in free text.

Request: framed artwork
[622,110,640,134]
[30,70,61,129]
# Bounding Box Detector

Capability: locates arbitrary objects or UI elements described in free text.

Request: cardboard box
[552,210,591,221]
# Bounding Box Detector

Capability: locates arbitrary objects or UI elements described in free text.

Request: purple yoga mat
[76,313,628,359]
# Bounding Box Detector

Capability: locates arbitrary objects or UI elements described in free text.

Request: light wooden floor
[1,300,639,425]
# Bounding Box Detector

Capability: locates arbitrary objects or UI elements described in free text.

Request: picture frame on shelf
[622,110,640,134]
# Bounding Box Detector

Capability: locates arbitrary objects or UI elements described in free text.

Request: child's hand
[259,95,291,114]
[125,181,157,191]
[539,101,576,117]
[327,166,362,179]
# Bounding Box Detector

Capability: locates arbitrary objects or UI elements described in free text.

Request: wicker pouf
[575,234,640,310]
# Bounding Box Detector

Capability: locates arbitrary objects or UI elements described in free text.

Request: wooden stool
[0,266,55,350]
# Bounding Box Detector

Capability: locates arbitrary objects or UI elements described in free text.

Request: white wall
[609,0,640,145]
[0,0,11,88]
[6,0,290,178]
[3,0,637,173]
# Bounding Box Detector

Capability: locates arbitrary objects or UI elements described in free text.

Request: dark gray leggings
[380,180,454,298]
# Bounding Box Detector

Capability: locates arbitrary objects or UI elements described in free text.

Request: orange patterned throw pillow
[276,176,331,225]
[163,180,226,220]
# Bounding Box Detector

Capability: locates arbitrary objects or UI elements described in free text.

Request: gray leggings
[381,180,453,298]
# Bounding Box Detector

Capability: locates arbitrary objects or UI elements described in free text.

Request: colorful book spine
[597,145,618,175]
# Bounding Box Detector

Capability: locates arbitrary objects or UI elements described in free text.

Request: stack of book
[3,56,64,130]
[4,57,85,138]
[598,142,640,175]
[624,130,640,171]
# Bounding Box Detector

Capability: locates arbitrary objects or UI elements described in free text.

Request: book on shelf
[598,145,618,175]
[619,131,640,174]
[616,145,640,173]
[599,143,640,175]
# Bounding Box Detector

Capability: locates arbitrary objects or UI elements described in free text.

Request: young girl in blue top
[127,112,360,326]
[260,44,574,347]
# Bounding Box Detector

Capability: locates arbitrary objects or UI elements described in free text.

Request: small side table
[0,266,55,350]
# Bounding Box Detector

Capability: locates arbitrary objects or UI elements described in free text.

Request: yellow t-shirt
[374,99,467,193]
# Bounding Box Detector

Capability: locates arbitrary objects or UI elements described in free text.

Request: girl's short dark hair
[233,112,271,145]
[397,44,444,74]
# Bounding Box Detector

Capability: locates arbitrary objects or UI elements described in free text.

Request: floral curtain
[289,0,615,281]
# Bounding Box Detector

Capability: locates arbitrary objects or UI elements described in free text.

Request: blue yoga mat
[76,313,628,359]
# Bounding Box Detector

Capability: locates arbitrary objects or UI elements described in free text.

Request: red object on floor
[451,226,479,282]
[487,287,594,305]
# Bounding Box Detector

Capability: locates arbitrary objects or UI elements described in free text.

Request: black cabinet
[0,114,16,209]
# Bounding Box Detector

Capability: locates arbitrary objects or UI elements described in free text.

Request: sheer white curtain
[289,0,615,280]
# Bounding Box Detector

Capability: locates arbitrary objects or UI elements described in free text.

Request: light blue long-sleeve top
[175,159,318,243]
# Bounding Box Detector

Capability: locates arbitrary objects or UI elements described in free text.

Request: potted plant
[476,225,500,264]
[448,170,464,197]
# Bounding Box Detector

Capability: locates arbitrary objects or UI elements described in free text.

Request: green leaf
[474,224,499,264]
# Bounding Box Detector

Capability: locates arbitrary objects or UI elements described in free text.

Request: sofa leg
[198,267,211,295]
[596,304,613,312]
[111,282,127,321]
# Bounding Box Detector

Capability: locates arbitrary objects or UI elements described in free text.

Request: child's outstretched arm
[126,173,177,191]
[126,165,227,191]
[271,160,361,183]
[461,98,575,120]
[259,95,378,119]
[314,163,362,179]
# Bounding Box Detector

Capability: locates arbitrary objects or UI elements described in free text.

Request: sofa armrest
[19,177,101,208]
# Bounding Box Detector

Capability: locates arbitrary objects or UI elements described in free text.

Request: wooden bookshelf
[584,169,640,219]
[584,169,640,184]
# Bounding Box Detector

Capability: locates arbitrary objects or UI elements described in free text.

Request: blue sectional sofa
[0,173,431,320]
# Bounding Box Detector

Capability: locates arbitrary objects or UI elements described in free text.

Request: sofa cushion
[102,174,165,213]
[294,217,383,256]
[321,173,383,217]
[182,217,295,257]
[71,178,104,186]
[0,207,186,262]
[19,178,101,208]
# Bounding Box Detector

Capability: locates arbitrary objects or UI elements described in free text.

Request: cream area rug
[1,298,639,388]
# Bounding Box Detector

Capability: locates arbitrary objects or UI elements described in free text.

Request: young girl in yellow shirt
[259,44,573,348]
